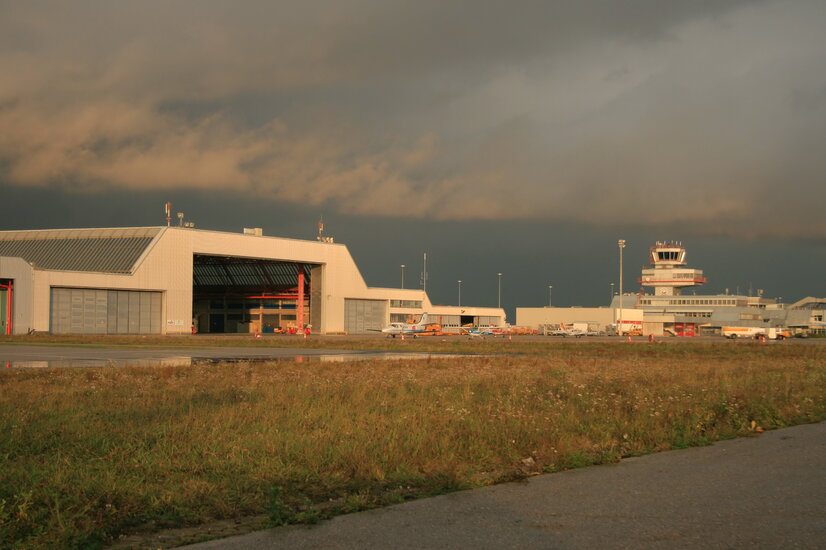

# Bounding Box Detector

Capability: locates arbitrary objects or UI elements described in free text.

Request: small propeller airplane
[461,323,513,338]
[372,313,438,338]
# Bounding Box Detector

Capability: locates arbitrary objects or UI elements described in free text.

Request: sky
[2,0,825,319]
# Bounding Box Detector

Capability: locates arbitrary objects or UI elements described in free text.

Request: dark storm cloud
[1,0,825,238]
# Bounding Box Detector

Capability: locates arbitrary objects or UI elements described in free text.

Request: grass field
[1,341,825,549]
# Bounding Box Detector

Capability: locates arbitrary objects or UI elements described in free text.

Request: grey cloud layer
[1,0,825,237]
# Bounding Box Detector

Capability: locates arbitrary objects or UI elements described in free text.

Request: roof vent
[243,228,263,236]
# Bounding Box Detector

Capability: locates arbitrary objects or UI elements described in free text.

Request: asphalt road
[183,422,826,550]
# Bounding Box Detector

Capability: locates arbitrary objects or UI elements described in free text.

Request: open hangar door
[192,255,321,334]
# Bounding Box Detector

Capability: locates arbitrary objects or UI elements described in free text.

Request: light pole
[618,240,626,336]
[458,280,462,307]
[400,264,406,289]
[610,282,614,304]
[548,285,553,307]
[497,273,503,309]
[421,253,428,292]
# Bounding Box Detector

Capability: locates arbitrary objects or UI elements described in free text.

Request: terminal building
[0,226,504,335]
[518,241,826,337]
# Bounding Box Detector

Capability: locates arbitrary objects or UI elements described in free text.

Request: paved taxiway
[1,335,819,367]
[0,343,439,368]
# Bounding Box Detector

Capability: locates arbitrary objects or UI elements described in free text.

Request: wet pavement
[183,422,826,549]
[0,344,444,368]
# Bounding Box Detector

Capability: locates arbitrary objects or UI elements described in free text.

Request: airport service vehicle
[722,326,791,340]
[722,326,765,339]
[547,324,585,337]
[765,328,792,340]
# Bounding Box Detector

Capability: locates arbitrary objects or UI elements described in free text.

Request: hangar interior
[429,314,500,331]
[192,254,320,334]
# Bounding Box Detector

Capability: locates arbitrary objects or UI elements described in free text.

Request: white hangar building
[0,226,504,335]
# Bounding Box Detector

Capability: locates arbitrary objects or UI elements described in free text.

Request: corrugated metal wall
[50,287,162,334]
[344,298,386,334]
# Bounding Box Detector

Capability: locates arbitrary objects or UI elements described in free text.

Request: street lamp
[610,282,614,304]
[618,240,626,336]
[458,280,462,307]
[421,253,428,292]
[497,273,503,308]
[400,264,406,289]
[548,285,553,307]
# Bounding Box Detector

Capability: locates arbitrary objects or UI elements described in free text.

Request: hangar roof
[0,227,162,274]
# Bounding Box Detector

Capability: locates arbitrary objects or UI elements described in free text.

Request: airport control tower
[639,241,707,296]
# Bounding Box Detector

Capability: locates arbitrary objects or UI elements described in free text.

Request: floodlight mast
[618,239,626,336]
[421,253,428,292]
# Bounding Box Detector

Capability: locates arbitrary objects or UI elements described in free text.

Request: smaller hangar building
[0,226,503,335]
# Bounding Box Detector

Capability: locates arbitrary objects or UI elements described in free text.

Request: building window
[390,300,422,308]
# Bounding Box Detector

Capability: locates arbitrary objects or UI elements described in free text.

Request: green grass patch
[0,344,824,548]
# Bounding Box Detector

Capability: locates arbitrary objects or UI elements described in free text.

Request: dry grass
[0,344,824,549]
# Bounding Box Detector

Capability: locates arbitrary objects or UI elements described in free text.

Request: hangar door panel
[51,288,162,334]
[344,299,386,334]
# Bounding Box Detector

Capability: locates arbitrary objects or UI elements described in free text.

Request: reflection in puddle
[4,357,194,369]
[3,353,461,369]
[193,353,441,365]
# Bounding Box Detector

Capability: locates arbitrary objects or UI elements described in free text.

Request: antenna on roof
[174,209,195,228]
[316,216,334,243]
[164,202,171,226]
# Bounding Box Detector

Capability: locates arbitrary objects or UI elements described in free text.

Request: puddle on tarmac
[3,357,194,369]
[2,353,469,369]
